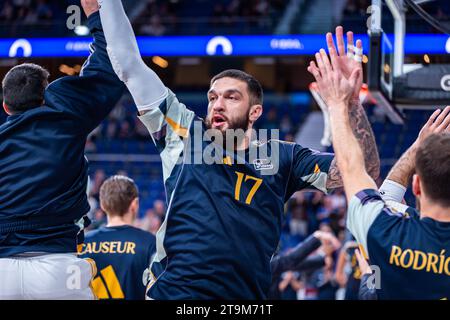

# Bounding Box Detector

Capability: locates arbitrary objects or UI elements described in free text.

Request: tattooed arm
[308,37,377,201]
[309,27,379,190]
[326,99,380,189]
[379,107,450,203]
[386,107,450,187]
[383,145,417,190]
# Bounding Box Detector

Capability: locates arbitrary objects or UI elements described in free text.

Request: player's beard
[205,111,250,132]
[205,111,250,150]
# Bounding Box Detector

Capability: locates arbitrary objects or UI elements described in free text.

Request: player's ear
[131,197,139,216]
[249,104,263,123]
[412,174,421,198]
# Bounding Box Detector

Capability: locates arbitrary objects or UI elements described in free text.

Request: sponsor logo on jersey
[253,159,273,170]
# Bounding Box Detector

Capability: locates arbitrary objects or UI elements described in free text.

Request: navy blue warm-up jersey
[344,244,362,300]
[347,189,450,300]
[0,12,124,258]
[79,225,156,300]
[138,90,335,299]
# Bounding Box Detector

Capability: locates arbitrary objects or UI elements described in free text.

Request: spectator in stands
[153,199,166,220]
[288,194,308,239]
[261,108,278,130]
[89,169,106,202]
[276,271,303,300]
[138,208,162,235]
[280,114,293,135]
[89,208,107,230]
[270,231,340,299]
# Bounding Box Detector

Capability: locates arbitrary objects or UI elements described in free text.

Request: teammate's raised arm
[381,106,450,203]
[44,0,125,133]
[308,27,380,190]
[98,0,168,112]
[308,35,377,201]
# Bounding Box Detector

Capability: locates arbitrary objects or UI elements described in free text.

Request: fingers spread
[436,106,450,131]
[433,105,450,129]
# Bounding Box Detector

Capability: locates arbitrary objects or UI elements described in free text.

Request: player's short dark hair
[415,133,450,207]
[100,175,139,217]
[210,69,263,106]
[2,63,49,114]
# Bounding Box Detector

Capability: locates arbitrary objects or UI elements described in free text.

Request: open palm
[326,27,363,99]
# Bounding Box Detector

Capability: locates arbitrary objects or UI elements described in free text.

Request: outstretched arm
[309,27,380,189]
[327,100,380,189]
[307,37,377,202]
[98,0,168,112]
[271,231,340,278]
[44,1,125,134]
[380,107,450,202]
[98,0,195,175]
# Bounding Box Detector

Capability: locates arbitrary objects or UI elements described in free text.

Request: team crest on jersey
[253,159,273,170]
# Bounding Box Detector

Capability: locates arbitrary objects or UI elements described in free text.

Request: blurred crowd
[0,0,70,36]
[1,0,449,37]
[0,0,54,23]
[86,167,165,237]
[136,0,285,36]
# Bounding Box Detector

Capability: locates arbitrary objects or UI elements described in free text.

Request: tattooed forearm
[326,158,342,189]
[326,100,380,189]
[349,100,380,179]
[386,144,417,187]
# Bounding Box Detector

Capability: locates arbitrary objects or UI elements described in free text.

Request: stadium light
[152,56,169,69]
[74,25,90,36]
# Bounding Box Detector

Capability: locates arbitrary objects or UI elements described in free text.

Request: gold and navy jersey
[79,226,155,300]
[138,90,334,299]
[344,244,362,300]
[347,189,450,300]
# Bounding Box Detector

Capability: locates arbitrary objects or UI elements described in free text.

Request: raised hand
[314,230,341,253]
[328,26,364,100]
[308,27,363,102]
[416,106,450,145]
[307,44,360,109]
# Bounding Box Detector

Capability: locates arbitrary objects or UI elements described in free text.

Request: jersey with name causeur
[140,90,334,299]
[79,225,155,300]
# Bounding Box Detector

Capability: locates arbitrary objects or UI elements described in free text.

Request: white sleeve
[346,190,385,258]
[98,0,168,111]
[379,179,407,203]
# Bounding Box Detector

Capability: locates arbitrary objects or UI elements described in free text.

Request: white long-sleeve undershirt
[98,0,168,111]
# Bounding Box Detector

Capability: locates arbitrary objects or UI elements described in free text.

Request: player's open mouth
[212,115,227,127]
